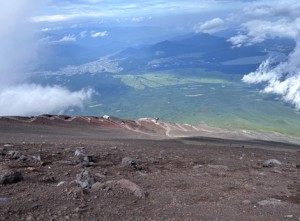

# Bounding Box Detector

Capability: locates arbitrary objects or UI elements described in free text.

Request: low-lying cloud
[235,1,300,110]
[0,1,93,116]
[242,40,300,109]
[0,85,93,116]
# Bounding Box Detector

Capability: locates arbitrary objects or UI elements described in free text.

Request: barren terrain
[0,115,299,220]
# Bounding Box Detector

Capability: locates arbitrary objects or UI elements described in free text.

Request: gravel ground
[0,116,299,221]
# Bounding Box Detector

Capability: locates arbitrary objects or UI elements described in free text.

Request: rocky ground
[0,115,300,221]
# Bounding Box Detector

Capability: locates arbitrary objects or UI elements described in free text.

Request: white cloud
[0,84,93,116]
[0,2,94,116]
[243,58,300,109]
[194,17,225,34]
[234,1,300,110]
[243,4,276,18]
[32,14,76,23]
[31,11,112,23]
[227,34,249,48]
[58,34,77,42]
[228,19,300,47]
[243,1,300,19]
[90,31,109,38]
[41,26,62,32]
[242,36,300,109]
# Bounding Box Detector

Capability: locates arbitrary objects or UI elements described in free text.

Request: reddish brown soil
[0,116,299,221]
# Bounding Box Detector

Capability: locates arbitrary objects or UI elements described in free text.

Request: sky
[33,0,252,23]
[0,0,300,115]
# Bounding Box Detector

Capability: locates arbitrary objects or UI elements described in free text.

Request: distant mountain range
[35,32,295,77]
[111,33,294,74]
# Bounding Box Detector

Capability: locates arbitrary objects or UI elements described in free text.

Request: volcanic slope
[0,115,300,221]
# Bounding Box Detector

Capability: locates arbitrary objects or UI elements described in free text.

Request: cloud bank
[242,40,300,109]
[0,85,93,116]
[0,1,93,116]
[235,1,300,109]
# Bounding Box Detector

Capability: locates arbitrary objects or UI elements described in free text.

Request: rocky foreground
[0,115,300,220]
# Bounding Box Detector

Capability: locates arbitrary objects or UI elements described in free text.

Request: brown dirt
[0,116,300,221]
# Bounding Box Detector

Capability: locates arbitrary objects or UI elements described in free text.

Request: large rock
[1,149,44,165]
[116,179,148,198]
[0,167,23,185]
[91,179,148,198]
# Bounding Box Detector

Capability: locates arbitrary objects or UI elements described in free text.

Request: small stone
[74,148,95,167]
[207,164,229,170]
[122,157,143,170]
[76,170,95,189]
[272,169,282,174]
[243,200,251,204]
[26,215,34,221]
[193,164,204,169]
[57,181,66,187]
[82,155,95,167]
[257,198,286,206]
[3,144,13,148]
[262,159,281,167]
[122,157,136,166]
[68,187,83,199]
[27,167,36,172]
[40,175,56,183]
[74,148,85,157]
[95,173,106,179]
